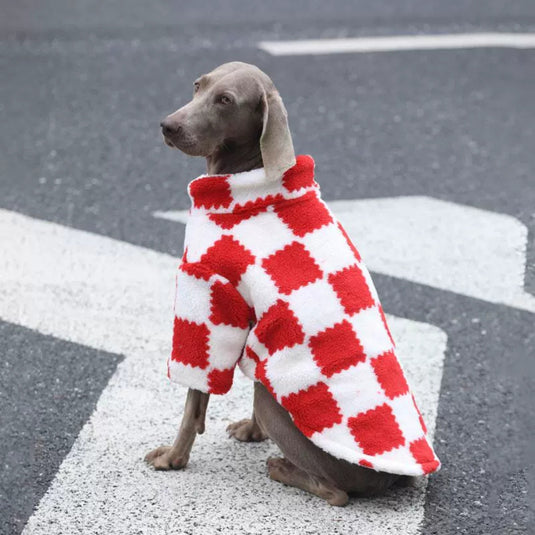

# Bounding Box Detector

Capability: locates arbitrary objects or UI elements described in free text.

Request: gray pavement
[1,2,534,534]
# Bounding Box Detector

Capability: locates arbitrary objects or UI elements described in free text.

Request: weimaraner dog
[145,62,408,506]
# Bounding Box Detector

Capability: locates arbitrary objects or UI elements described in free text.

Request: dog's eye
[218,95,232,105]
[193,82,200,93]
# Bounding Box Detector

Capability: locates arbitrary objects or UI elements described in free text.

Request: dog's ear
[259,89,296,182]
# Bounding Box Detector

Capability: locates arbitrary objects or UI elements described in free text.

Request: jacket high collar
[187,155,319,214]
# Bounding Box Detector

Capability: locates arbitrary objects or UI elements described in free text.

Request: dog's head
[160,61,295,181]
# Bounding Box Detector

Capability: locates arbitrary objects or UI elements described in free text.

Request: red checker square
[371,350,409,400]
[274,191,333,237]
[208,211,255,230]
[309,320,366,377]
[209,280,251,329]
[282,154,315,192]
[262,242,323,294]
[179,261,212,281]
[254,357,276,398]
[328,265,375,314]
[281,382,342,437]
[171,317,210,369]
[207,367,234,394]
[348,403,405,456]
[255,299,305,354]
[189,175,233,209]
[246,345,260,364]
[247,346,276,397]
[200,235,255,286]
[410,437,440,474]
[233,194,284,214]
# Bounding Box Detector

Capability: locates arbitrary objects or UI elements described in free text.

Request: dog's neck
[206,142,263,175]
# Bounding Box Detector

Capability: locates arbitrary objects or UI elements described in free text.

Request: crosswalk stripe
[258,33,535,56]
[155,195,535,313]
[0,209,446,534]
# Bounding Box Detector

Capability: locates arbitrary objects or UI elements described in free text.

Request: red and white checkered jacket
[168,155,440,476]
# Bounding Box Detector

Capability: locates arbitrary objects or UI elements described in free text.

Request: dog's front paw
[227,418,268,442]
[144,445,189,470]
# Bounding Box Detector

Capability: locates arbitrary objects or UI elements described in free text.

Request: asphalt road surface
[1,2,534,534]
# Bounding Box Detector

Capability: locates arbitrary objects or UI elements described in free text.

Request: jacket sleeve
[167,259,253,394]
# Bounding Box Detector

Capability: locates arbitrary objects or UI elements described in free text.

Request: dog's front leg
[145,388,210,470]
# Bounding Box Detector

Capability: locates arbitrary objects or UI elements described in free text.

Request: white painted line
[258,33,535,56]
[0,209,175,356]
[155,196,535,313]
[153,209,189,223]
[0,209,446,535]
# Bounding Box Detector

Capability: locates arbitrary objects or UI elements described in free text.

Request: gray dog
[145,62,438,506]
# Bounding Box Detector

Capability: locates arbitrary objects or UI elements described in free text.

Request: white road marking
[155,196,535,313]
[258,32,535,56]
[0,209,446,535]
[1,210,175,356]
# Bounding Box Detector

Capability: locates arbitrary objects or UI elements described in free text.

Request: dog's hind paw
[267,457,349,507]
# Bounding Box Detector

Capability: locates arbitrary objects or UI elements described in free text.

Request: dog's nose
[160,119,181,137]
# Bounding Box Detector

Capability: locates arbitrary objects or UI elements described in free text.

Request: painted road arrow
[0,208,445,535]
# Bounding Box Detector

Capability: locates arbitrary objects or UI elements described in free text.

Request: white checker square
[184,213,224,262]
[300,222,357,275]
[174,269,212,324]
[208,323,248,370]
[228,168,283,205]
[236,272,253,306]
[371,444,418,471]
[390,392,425,444]
[168,359,208,392]
[231,210,296,259]
[237,349,256,380]
[285,278,346,335]
[312,421,364,464]
[240,263,281,318]
[242,331,273,368]
[328,361,386,417]
[265,345,323,399]
[243,331,262,356]
[349,305,394,360]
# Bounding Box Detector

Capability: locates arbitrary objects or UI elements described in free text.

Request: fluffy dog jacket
[168,155,440,476]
